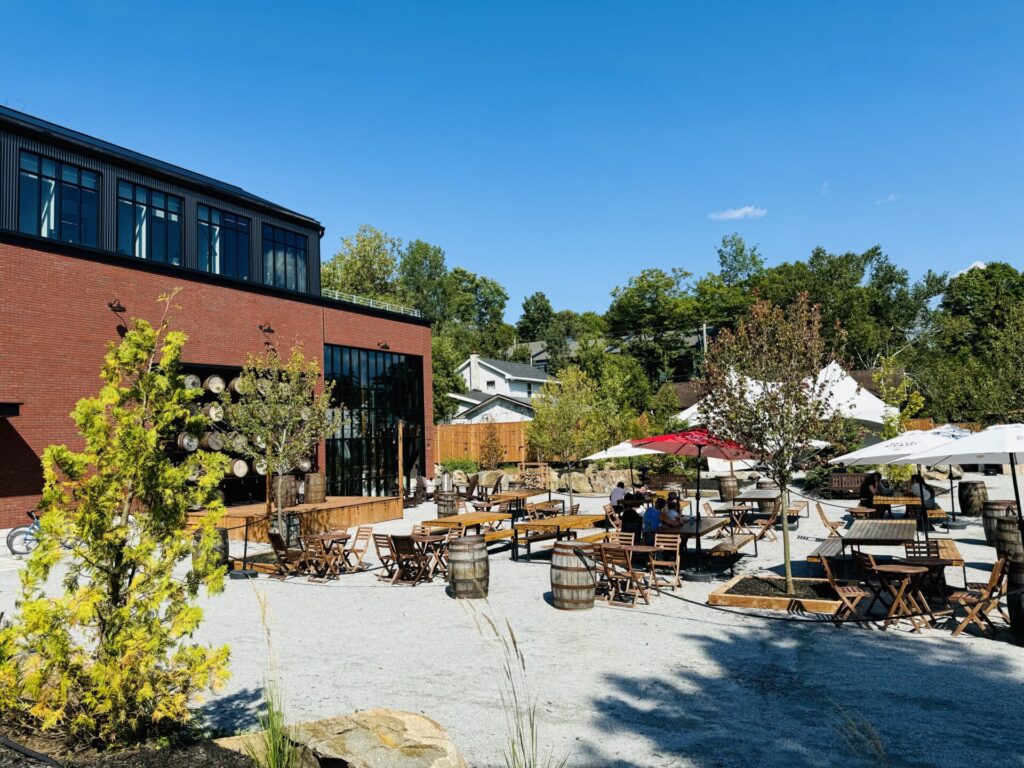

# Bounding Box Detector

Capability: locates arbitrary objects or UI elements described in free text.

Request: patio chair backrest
[464,474,479,498]
[570,503,580,515]
[268,531,290,558]
[445,525,463,543]
[816,503,832,527]
[820,555,840,589]
[417,475,429,493]
[984,558,1007,596]
[373,533,394,560]
[490,475,503,496]
[652,533,680,562]
[350,525,373,551]
[606,508,622,531]
[904,540,939,558]
[601,545,633,574]
[608,531,635,547]
[703,501,715,516]
[411,524,430,537]
[853,550,878,577]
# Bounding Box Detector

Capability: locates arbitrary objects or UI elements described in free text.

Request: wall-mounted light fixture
[258,323,275,334]
[377,341,390,350]
[107,299,126,313]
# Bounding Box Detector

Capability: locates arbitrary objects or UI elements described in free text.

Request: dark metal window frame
[261,223,308,293]
[197,203,251,280]
[116,180,183,264]
[17,149,101,247]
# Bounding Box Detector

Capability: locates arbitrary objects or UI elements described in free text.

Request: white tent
[582,441,662,461]
[677,363,894,429]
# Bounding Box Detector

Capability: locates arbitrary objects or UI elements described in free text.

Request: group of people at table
[609,482,695,543]
[859,471,942,515]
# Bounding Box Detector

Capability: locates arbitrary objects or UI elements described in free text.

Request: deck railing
[321,288,423,318]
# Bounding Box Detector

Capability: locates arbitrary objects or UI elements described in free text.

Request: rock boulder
[559,472,592,494]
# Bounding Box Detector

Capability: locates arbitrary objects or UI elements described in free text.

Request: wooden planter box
[707,574,841,614]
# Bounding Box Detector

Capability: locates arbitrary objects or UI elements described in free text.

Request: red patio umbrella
[632,429,755,571]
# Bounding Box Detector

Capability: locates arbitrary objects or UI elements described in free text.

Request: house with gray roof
[448,354,557,423]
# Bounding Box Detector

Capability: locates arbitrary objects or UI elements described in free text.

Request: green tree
[431,330,467,423]
[649,382,683,434]
[479,419,505,470]
[516,292,555,341]
[700,295,848,594]
[0,294,230,744]
[873,355,924,484]
[606,268,695,382]
[396,239,451,320]
[527,366,608,509]
[222,347,337,529]
[321,224,401,300]
[717,233,765,286]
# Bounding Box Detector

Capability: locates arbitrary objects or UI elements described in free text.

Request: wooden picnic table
[420,511,511,535]
[531,499,565,516]
[840,519,917,559]
[512,514,605,561]
[734,488,781,502]
[492,489,549,520]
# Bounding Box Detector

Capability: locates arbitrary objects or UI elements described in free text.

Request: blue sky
[3,2,1021,319]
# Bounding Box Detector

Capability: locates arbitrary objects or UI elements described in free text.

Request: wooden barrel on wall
[305,472,326,504]
[177,432,199,452]
[228,376,244,395]
[229,458,249,478]
[436,491,459,518]
[202,403,225,423]
[183,374,202,390]
[199,431,225,451]
[957,481,988,517]
[983,500,1016,545]
[994,516,1024,562]
[271,475,298,509]
[448,536,489,598]
[550,541,597,610]
[203,375,226,394]
[756,479,778,514]
[718,476,739,502]
[1006,561,1024,639]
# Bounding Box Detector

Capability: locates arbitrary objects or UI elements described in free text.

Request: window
[18,151,99,247]
[486,380,496,390]
[323,345,425,497]
[117,181,182,264]
[198,205,250,279]
[262,224,307,292]
[526,383,533,397]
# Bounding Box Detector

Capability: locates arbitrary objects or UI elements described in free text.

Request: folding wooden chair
[388,534,433,586]
[299,534,333,581]
[341,526,373,573]
[751,501,779,542]
[605,506,622,532]
[460,474,479,501]
[817,503,844,537]
[411,523,431,537]
[569,503,581,515]
[373,533,398,580]
[599,545,650,608]
[821,555,871,628]
[904,540,940,558]
[649,533,682,591]
[268,532,308,579]
[949,558,1008,637]
[606,531,635,547]
[854,551,889,616]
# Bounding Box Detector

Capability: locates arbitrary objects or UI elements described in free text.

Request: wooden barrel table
[271,475,298,508]
[995,516,1024,562]
[983,500,1016,546]
[718,476,739,503]
[436,491,459,518]
[449,536,489,599]
[550,541,597,610]
[756,479,778,514]
[305,472,326,504]
[957,480,988,517]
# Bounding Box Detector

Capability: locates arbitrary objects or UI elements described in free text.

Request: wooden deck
[188,495,403,542]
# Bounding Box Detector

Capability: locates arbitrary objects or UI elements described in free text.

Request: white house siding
[452,400,534,424]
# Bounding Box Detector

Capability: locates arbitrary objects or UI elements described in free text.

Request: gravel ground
[2,475,1023,768]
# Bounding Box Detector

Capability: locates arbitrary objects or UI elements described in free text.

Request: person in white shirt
[609,482,627,510]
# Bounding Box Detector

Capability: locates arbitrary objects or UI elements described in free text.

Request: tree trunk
[275,471,286,543]
[779,477,794,595]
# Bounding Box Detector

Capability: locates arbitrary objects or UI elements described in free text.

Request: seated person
[659,499,684,531]
[859,472,892,517]
[620,504,644,541]
[909,474,940,510]
[609,481,628,511]
[642,498,664,544]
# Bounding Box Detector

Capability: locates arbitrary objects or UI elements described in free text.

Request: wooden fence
[435,421,529,465]
[903,418,982,433]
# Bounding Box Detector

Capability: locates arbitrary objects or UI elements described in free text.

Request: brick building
[0,107,432,529]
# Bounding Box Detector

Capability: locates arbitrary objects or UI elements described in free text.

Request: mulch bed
[0,728,252,768]
[726,575,836,601]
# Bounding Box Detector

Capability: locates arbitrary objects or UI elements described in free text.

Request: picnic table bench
[708,533,757,575]
[512,514,606,561]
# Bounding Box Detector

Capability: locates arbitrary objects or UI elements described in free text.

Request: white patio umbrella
[899,424,1024,547]
[583,440,662,485]
[830,425,971,540]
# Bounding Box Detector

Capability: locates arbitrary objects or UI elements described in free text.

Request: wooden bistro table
[492,489,548,521]
[531,499,565,517]
[512,514,605,562]
[840,519,917,560]
[871,562,931,632]
[411,532,449,577]
[302,531,351,578]
[420,511,511,536]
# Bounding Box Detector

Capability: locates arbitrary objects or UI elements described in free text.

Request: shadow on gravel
[200,687,263,736]
[582,610,1024,767]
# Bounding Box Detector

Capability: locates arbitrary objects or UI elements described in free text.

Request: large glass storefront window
[323,345,425,497]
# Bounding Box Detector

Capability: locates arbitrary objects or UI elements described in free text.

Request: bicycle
[6,510,41,556]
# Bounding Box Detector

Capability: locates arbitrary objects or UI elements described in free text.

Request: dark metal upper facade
[0,105,323,297]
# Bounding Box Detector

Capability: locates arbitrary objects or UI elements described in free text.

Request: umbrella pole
[629,457,634,488]
[696,448,704,569]
[1011,454,1024,549]
[917,464,929,542]
[949,469,957,521]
